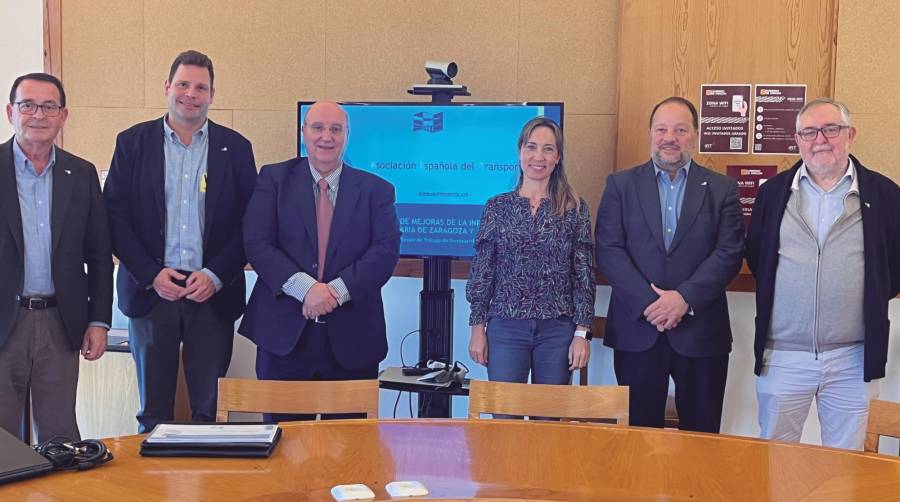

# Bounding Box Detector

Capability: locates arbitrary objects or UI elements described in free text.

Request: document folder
[139,423,282,458]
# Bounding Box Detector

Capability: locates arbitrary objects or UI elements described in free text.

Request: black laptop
[0,427,53,484]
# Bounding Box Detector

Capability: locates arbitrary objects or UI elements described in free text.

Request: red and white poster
[752,84,806,155]
[727,165,777,231]
[699,84,752,154]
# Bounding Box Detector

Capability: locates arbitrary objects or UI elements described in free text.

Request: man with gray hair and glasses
[746,97,900,449]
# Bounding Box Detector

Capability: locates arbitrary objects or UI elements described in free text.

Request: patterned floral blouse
[466,191,595,327]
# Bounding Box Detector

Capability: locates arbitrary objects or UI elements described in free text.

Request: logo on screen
[413,112,444,133]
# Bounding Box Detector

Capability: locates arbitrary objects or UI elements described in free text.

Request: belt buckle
[27,297,47,310]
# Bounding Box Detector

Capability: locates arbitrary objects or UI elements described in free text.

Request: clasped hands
[643,283,689,332]
[302,282,340,319]
[153,268,215,302]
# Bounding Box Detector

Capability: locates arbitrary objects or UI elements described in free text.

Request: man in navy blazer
[595,97,744,432]
[104,51,257,431]
[240,101,400,420]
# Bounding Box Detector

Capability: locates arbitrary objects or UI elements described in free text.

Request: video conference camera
[424,60,458,85]
[408,60,470,103]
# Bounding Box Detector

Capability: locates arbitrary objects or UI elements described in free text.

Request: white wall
[0,0,44,138]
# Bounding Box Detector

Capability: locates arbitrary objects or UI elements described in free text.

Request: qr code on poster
[730,137,743,150]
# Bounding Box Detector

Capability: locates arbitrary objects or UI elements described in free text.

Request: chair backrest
[216,378,380,422]
[467,380,629,424]
[865,399,900,453]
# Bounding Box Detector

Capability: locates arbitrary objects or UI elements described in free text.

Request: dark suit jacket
[239,158,401,370]
[103,118,257,321]
[0,138,113,351]
[746,155,900,381]
[595,160,744,357]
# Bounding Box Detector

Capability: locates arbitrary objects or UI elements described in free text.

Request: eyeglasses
[306,123,345,135]
[796,124,849,142]
[13,101,64,117]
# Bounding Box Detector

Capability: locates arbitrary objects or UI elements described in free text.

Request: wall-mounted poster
[699,84,752,154]
[752,84,806,155]
[726,165,777,231]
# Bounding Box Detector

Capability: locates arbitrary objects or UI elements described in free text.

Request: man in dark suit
[104,51,257,432]
[240,101,400,420]
[0,73,113,442]
[595,97,744,432]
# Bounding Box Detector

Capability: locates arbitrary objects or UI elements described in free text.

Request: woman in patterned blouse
[466,116,595,389]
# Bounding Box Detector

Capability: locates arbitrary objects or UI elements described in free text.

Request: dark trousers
[614,333,729,433]
[256,322,377,423]
[0,307,80,443]
[129,298,233,432]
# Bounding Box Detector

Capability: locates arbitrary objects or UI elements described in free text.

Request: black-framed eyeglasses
[796,124,849,142]
[13,101,64,117]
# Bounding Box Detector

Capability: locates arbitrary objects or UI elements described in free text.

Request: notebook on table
[139,423,282,458]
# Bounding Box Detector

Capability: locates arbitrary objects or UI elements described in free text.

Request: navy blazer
[103,118,257,321]
[0,138,113,351]
[746,156,900,381]
[595,160,744,357]
[239,158,401,370]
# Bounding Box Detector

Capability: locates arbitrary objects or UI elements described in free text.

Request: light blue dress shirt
[654,160,691,250]
[13,140,55,296]
[795,160,857,246]
[162,118,221,290]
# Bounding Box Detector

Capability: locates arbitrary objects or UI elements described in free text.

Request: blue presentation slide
[299,102,563,257]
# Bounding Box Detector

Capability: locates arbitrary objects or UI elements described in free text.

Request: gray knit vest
[766,189,865,352]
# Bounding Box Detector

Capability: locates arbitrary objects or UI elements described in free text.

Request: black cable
[396,329,423,417]
[34,436,113,471]
[398,329,422,368]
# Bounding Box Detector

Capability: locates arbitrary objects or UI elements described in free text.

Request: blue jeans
[486,316,574,386]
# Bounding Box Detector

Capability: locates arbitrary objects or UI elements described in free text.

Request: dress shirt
[14,140,109,330]
[13,139,54,296]
[281,161,352,305]
[162,118,221,290]
[653,160,691,250]
[793,159,858,246]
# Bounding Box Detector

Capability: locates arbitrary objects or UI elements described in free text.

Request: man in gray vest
[746,98,900,450]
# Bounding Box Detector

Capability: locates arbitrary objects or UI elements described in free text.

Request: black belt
[17,296,58,310]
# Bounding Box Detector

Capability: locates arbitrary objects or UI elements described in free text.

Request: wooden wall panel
[143,0,328,110]
[325,0,519,102]
[616,0,837,174]
[518,0,618,115]
[61,0,143,108]
[56,0,620,210]
[232,110,298,168]
[565,114,617,217]
[834,0,900,181]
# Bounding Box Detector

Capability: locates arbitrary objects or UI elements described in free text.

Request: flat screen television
[297,101,564,258]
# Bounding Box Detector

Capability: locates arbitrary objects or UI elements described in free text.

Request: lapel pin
[864,202,870,208]
[65,169,71,175]
[700,181,708,186]
[221,146,228,151]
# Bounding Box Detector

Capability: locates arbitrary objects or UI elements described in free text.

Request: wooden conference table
[3,420,900,501]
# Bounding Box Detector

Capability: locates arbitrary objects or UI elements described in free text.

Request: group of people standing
[0,50,401,441]
[0,48,896,453]
[468,96,899,451]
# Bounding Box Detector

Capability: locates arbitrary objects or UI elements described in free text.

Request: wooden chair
[215,378,380,422]
[467,380,629,424]
[864,399,900,453]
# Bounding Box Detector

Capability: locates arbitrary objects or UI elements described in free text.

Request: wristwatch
[574,329,593,341]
